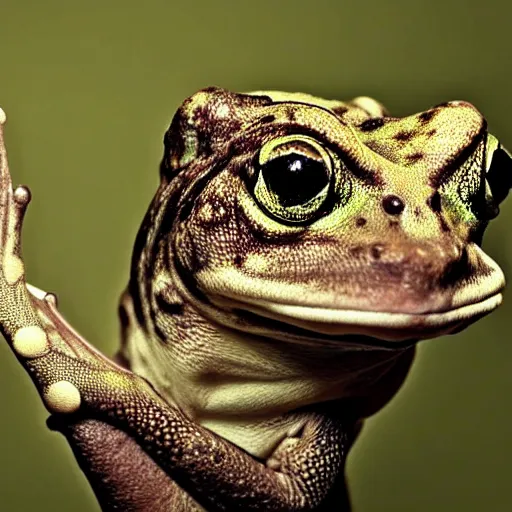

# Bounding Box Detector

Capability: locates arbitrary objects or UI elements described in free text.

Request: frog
[0,87,510,512]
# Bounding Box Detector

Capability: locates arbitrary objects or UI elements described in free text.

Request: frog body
[120,88,505,462]
[0,88,510,511]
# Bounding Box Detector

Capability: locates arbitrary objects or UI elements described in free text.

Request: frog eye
[254,135,333,224]
[485,133,512,205]
[443,135,509,222]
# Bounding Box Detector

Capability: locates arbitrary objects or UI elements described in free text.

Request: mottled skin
[0,88,511,511]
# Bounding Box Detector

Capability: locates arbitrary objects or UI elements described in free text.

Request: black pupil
[261,153,330,207]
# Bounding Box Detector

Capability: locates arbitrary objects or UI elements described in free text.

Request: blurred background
[0,0,511,510]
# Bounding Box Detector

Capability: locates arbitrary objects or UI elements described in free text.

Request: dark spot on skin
[234,254,243,267]
[414,207,421,217]
[394,131,413,142]
[239,92,274,105]
[196,131,213,157]
[350,246,363,257]
[332,106,349,117]
[389,220,399,228]
[427,191,442,212]
[287,108,296,121]
[418,109,438,122]
[363,140,382,154]
[371,244,384,260]
[360,118,385,132]
[356,217,367,227]
[427,129,437,137]
[382,195,405,215]
[406,152,424,164]
[433,101,453,109]
[260,115,275,124]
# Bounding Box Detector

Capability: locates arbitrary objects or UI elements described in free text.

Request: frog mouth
[191,240,505,344]
[221,291,503,343]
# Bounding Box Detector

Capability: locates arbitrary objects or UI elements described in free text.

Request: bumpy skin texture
[0,89,511,511]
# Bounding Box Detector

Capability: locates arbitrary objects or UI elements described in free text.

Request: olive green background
[0,0,511,510]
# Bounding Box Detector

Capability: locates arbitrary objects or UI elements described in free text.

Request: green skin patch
[0,89,511,511]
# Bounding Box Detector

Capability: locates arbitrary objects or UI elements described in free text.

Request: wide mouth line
[232,308,420,350]
[216,292,503,329]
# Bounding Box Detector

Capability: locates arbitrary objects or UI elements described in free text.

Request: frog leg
[47,415,203,511]
[20,283,193,511]
[0,112,351,512]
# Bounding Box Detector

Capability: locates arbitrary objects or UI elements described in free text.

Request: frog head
[135,88,512,347]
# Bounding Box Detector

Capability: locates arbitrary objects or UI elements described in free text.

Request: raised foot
[0,111,145,417]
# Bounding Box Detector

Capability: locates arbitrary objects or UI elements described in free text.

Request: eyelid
[258,135,332,170]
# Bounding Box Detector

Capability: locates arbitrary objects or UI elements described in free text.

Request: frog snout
[337,239,466,314]
[365,239,469,302]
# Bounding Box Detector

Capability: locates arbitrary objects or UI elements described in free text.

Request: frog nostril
[371,244,385,260]
[382,195,405,215]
